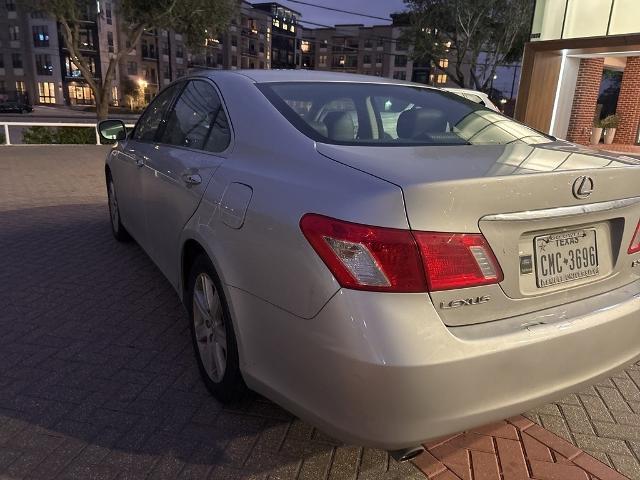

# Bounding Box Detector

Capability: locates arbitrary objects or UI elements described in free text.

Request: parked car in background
[0,101,32,114]
[100,70,640,460]
[442,87,500,111]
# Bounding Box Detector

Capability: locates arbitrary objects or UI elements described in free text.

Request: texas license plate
[534,229,599,288]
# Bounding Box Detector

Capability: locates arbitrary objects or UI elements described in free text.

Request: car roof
[190,69,438,87]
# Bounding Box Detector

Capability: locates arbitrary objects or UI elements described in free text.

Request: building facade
[190,1,273,72]
[298,15,521,101]
[0,0,279,108]
[252,2,300,69]
[299,19,429,84]
[515,0,640,145]
[0,0,63,105]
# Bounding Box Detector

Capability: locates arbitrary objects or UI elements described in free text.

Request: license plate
[534,229,599,288]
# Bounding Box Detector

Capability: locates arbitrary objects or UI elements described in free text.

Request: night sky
[250,0,408,27]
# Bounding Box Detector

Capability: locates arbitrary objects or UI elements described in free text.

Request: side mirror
[98,119,127,143]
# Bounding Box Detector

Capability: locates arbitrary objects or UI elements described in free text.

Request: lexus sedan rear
[101,70,640,451]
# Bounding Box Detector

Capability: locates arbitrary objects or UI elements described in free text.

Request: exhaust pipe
[389,445,425,462]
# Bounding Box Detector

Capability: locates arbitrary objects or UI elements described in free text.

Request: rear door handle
[183,173,202,186]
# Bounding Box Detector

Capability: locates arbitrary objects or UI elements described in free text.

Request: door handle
[183,173,202,186]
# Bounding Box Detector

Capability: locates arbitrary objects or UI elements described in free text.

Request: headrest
[323,111,356,141]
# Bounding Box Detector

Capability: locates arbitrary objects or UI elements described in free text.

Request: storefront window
[68,84,95,105]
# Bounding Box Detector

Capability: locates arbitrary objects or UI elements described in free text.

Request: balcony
[241,48,258,58]
[241,27,259,37]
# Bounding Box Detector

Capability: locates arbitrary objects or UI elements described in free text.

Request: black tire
[187,254,247,403]
[106,175,132,242]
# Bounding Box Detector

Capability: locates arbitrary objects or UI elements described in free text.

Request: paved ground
[0,146,423,479]
[1,145,640,480]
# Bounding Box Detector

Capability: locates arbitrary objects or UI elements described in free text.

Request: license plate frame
[533,228,599,288]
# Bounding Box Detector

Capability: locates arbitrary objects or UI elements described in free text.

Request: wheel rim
[108,181,119,233]
[193,273,227,382]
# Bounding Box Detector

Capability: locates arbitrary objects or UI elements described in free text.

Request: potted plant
[590,118,604,145]
[601,114,620,145]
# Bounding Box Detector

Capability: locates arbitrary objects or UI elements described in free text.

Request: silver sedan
[99,70,640,457]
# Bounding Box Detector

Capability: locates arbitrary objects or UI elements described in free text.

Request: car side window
[160,80,230,152]
[133,83,182,142]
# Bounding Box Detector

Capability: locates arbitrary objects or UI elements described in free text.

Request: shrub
[600,114,620,129]
[23,126,95,144]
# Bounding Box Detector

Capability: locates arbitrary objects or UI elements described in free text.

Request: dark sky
[251,0,407,27]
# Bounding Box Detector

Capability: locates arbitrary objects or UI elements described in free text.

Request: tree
[29,0,236,120]
[403,0,533,91]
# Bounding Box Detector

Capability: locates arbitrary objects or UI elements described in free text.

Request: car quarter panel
[180,74,409,320]
[228,279,640,450]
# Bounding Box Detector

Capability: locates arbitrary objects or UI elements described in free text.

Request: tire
[106,175,131,242]
[187,254,247,403]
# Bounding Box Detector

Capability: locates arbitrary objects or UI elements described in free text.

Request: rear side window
[258,82,549,147]
[160,80,230,152]
[133,83,182,142]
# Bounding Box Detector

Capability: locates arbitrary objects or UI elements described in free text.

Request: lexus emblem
[572,176,594,199]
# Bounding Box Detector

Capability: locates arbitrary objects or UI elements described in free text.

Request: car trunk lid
[316,141,640,326]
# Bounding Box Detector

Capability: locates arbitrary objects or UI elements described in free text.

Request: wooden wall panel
[522,51,563,132]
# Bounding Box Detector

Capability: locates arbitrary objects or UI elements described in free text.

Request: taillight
[629,220,640,254]
[300,214,426,292]
[300,214,503,293]
[413,232,503,291]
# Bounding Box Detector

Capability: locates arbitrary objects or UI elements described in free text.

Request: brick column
[566,58,604,145]
[614,56,640,145]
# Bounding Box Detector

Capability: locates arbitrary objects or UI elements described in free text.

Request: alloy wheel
[108,181,119,233]
[192,272,228,382]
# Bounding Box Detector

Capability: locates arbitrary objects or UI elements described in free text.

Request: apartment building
[0,0,278,108]
[190,1,273,72]
[299,15,446,87]
[0,0,62,105]
[252,2,301,69]
[299,15,521,102]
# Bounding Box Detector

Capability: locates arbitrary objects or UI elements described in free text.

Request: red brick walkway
[589,144,640,155]
[412,416,629,479]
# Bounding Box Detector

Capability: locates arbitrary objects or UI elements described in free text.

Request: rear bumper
[232,280,640,450]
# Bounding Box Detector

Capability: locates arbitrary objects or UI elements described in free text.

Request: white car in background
[442,87,501,111]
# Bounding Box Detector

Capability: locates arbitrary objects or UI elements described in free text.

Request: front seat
[397,108,448,139]
[323,111,356,141]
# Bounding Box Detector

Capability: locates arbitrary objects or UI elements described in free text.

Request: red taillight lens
[629,220,640,254]
[300,214,503,293]
[413,232,503,291]
[300,214,426,292]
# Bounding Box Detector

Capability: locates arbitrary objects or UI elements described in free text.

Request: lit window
[436,74,447,84]
[290,25,295,32]
[282,23,287,30]
[438,58,448,68]
[301,40,310,53]
[38,81,55,104]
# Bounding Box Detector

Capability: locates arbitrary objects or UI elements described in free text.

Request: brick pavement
[1,145,639,480]
[0,146,422,480]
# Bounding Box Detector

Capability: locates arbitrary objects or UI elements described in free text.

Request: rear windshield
[258,82,550,147]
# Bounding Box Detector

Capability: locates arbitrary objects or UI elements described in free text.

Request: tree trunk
[96,93,110,122]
